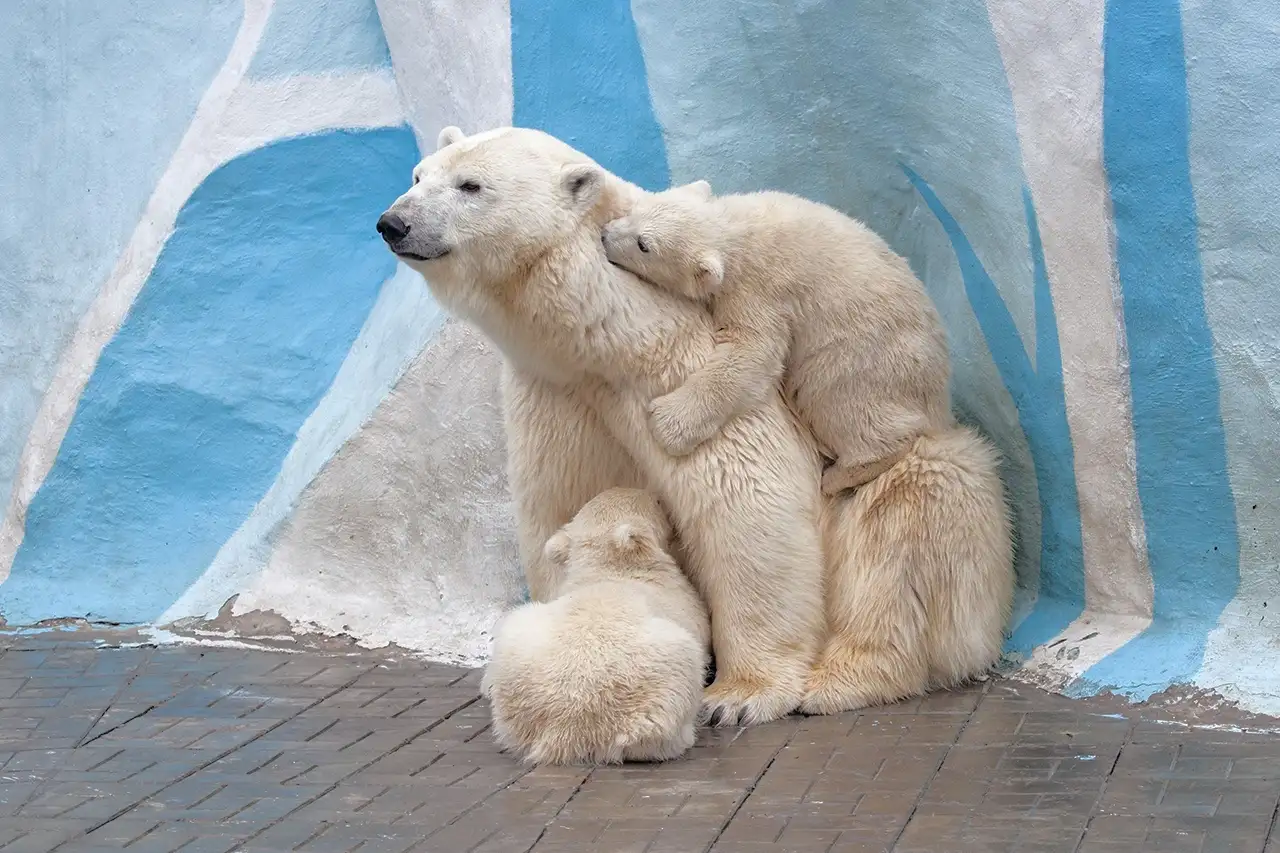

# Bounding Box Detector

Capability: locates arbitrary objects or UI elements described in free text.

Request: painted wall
[2,0,1277,710]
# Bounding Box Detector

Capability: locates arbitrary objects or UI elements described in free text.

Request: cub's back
[486,579,706,763]
[717,191,919,311]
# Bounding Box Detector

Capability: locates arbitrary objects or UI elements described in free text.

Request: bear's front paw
[648,390,717,456]
[798,668,869,716]
[798,644,921,715]
[702,675,804,727]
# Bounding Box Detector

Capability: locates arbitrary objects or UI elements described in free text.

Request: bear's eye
[637,235,651,254]
[458,180,482,194]
[412,174,420,186]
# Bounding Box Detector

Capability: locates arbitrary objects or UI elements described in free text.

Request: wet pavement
[1,626,1278,852]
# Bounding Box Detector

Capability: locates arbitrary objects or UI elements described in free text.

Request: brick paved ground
[1,627,1278,852]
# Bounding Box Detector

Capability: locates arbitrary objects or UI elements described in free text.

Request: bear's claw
[702,676,804,727]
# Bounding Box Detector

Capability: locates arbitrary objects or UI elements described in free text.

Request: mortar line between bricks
[1071,714,1138,853]
[884,678,994,851]
[412,823,506,853]
[407,751,446,778]
[121,818,163,848]
[523,766,596,852]
[357,687,395,709]
[47,661,382,851]
[392,697,430,719]
[80,656,221,747]
[231,695,485,850]
[74,645,154,747]
[1260,794,1280,853]
[404,709,567,847]
[5,645,158,828]
[290,822,331,851]
[700,721,804,853]
[84,747,126,772]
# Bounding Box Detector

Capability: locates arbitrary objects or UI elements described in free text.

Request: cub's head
[376,125,612,288]
[542,488,675,584]
[601,180,723,301]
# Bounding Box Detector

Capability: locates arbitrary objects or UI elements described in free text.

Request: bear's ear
[673,179,713,201]
[609,523,647,555]
[542,531,571,565]
[437,126,466,150]
[561,163,604,208]
[695,251,725,291]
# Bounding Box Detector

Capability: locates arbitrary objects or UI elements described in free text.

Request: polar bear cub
[481,488,710,765]
[603,183,952,495]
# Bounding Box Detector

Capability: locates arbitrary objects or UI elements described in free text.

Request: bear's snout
[376,212,410,245]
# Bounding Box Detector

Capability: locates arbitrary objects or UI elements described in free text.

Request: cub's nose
[376,212,410,244]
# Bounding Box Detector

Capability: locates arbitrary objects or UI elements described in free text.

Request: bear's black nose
[376,212,410,244]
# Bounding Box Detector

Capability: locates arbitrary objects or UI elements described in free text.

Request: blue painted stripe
[511,0,670,191]
[905,169,1085,653]
[0,0,242,517]
[0,128,420,625]
[1082,0,1239,697]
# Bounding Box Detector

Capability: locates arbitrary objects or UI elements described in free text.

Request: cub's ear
[437,126,466,150]
[672,179,713,201]
[542,531,571,565]
[561,163,605,208]
[609,523,647,555]
[695,251,725,291]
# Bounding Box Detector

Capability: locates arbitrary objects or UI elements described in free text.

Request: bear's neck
[521,228,719,397]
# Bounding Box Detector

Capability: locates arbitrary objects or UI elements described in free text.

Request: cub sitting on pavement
[481,488,710,765]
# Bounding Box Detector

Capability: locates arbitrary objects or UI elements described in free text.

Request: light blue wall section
[0,128,419,624]
[0,0,242,514]
[627,0,1076,636]
[905,175,1084,651]
[1182,0,1280,652]
[247,0,392,79]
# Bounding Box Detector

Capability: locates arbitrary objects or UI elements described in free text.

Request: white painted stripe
[374,0,514,150]
[160,264,445,623]
[216,71,406,152]
[984,0,1153,623]
[0,0,408,583]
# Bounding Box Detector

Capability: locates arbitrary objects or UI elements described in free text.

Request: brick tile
[1,628,1279,852]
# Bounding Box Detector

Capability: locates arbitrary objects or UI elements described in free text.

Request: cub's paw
[702,674,804,727]
[821,454,901,497]
[648,390,717,456]
[820,465,856,497]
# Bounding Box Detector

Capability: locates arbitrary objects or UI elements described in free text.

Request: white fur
[481,488,709,764]
[386,126,825,726]
[382,126,1014,723]
[801,426,1015,712]
[603,186,952,495]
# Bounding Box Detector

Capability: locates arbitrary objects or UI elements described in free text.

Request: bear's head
[542,488,675,584]
[601,180,723,302]
[377,125,616,292]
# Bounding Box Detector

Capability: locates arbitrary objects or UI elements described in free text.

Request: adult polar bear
[377,126,1014,724]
